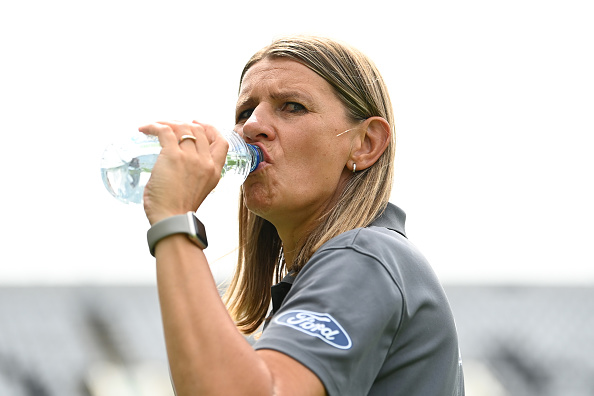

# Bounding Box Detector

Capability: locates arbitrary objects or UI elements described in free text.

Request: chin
[242,184,275,218]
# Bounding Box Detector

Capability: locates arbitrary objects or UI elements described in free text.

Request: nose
[240,105,276,143]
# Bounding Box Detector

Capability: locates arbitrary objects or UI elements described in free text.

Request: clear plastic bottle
[100,131,262,204]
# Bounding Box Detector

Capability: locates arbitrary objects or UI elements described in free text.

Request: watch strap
[147,212,208,256]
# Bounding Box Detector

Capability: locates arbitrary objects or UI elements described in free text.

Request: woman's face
[235,58,359,232]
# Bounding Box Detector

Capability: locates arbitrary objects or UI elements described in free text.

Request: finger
[145,121,201,153]
[188,127,213,160]
[178,134,198,149]
[138,122,162,136]
[139,123,178,148]
[183,122,224,156]
[176,123,208,154]
[192,121,219,145]
[210,134,229,169]
[191,123,229,168]
[139,121,181,135]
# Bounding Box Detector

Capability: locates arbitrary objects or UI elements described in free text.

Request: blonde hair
[224,35,396,334]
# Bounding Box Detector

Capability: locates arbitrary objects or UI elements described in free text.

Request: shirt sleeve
[254,229,404,396]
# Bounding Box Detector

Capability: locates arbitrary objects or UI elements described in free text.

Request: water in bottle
[101,131,262,204]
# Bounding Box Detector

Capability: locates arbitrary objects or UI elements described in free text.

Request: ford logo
[275,310,352,350]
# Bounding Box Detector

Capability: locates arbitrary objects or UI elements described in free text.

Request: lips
[251,142,272,164]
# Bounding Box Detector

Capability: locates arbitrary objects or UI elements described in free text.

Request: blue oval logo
[275,310,352,350]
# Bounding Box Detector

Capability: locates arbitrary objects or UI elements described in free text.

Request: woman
[140,36,464,396]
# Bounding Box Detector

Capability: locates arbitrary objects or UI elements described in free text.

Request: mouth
[251,142,272,165]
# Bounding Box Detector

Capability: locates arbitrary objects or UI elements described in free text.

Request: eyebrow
[236,89,315,112]
[270,90,314,103]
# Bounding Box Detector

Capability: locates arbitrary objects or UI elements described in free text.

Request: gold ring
[178,135,197,145]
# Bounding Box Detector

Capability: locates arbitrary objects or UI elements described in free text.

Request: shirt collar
[371,202,407,238]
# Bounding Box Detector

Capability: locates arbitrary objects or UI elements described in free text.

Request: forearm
[154,235,273,395]
[140,121,324,395]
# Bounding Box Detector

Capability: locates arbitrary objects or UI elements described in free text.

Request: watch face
[191,214,208,248]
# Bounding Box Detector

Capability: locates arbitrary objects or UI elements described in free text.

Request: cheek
[295,158,347,199]
[290,138,349,181]
[292,138,346,167]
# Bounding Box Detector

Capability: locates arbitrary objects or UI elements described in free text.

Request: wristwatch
[147,212,208,256]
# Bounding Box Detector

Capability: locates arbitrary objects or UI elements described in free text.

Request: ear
[349,117,391,172]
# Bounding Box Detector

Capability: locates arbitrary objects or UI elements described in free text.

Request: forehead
[238,58,335,99]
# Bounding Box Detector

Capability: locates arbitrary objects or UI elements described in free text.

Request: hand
[138,121,229,225]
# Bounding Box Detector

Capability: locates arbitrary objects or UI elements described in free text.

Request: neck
[267,178,351,271]
[275,204,335,272]
[276,227,304,272]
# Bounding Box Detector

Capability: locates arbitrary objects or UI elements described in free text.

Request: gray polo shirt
[254,203,464,396]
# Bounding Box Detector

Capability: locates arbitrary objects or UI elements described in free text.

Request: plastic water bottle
[101,131,262,204]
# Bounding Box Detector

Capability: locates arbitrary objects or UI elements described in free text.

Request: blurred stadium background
[1,284,592,395]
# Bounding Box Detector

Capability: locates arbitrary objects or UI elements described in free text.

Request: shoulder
[310,226,430,282]
[295,226,407,293]
[303,224,447,316]
[318,225,410,257]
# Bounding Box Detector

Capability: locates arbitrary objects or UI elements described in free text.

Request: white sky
[1,0,592,285]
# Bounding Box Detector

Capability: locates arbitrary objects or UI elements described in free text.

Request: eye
[282,102,307,113]
[236,108,254,123]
